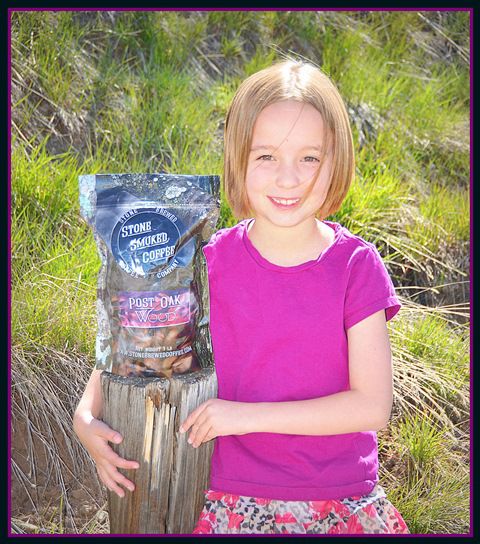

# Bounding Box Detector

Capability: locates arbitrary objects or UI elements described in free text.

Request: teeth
[271,197,300,206]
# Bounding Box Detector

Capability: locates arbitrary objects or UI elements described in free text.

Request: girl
[73,59,409,535]
[181,60,409,534]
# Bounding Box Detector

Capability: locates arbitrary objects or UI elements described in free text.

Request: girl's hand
[73,411,140,498]
[179,399,251,448]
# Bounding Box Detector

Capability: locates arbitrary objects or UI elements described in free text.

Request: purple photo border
[6,5,475,539]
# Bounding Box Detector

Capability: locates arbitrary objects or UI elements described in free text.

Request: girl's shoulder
[331,224,395,296]
[325,220,380,259]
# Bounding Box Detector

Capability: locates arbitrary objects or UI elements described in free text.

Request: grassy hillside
[10,10,470,534]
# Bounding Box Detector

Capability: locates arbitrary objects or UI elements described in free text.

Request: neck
[247,216,329,266]
[249,216,319,248]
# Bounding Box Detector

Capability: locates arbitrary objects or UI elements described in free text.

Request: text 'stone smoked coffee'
[79,173,219,378]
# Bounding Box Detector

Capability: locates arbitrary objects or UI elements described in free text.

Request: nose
[274,161,302,189]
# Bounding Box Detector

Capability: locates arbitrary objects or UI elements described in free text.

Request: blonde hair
[224,60,355,220]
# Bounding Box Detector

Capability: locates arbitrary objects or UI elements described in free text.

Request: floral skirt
[192,484,409,534]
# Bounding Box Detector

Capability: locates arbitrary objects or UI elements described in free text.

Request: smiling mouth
[268,196,301,208]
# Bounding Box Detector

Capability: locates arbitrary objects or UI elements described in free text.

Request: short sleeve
[344,243,401,330]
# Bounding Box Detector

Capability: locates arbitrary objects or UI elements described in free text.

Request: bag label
[117,289,190,328]
[111,207,182,277]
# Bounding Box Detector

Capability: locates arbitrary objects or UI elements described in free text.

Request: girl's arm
[73,368,140,497]
[74,368,105,420]
[180,309,393,446]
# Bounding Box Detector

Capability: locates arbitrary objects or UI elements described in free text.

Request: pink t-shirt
[202,219,401,501]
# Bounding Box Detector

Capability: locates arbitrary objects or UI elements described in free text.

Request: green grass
[395,313,468,375]
[386,465,469,534]
[384,408,469,533]
[409,183,470,249]
[11,9,470,534]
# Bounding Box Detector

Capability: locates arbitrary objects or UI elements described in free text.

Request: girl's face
[245,100,332,228]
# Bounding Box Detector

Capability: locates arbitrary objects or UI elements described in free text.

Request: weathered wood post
[101,367,217,534]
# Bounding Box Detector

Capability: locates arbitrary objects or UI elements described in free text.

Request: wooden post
[101,367,217,534]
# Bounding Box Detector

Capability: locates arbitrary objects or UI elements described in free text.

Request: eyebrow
[250,144,324,152]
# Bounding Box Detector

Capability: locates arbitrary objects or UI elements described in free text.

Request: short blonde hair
[224,60,355,220]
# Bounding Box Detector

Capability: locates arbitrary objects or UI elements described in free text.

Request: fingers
[179,400,210,434]
[97,454,138,498]
[98,465,135,499]
[116,456,141,471]
[84,418,140,499]
[179,400,219,447]
[98,471,125,498]
[105,448,140,471]
[184,408,213,448]
[90,419,123,444]
[189,423,214,448]
[91,433,140,500]
[90,420,140,469]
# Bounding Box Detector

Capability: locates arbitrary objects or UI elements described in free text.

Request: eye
[303,156,320,163]
[257,154,274,161]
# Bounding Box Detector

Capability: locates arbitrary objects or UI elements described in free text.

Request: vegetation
[11,10,470,534]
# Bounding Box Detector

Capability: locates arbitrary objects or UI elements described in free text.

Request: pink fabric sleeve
[344,244,401,330]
